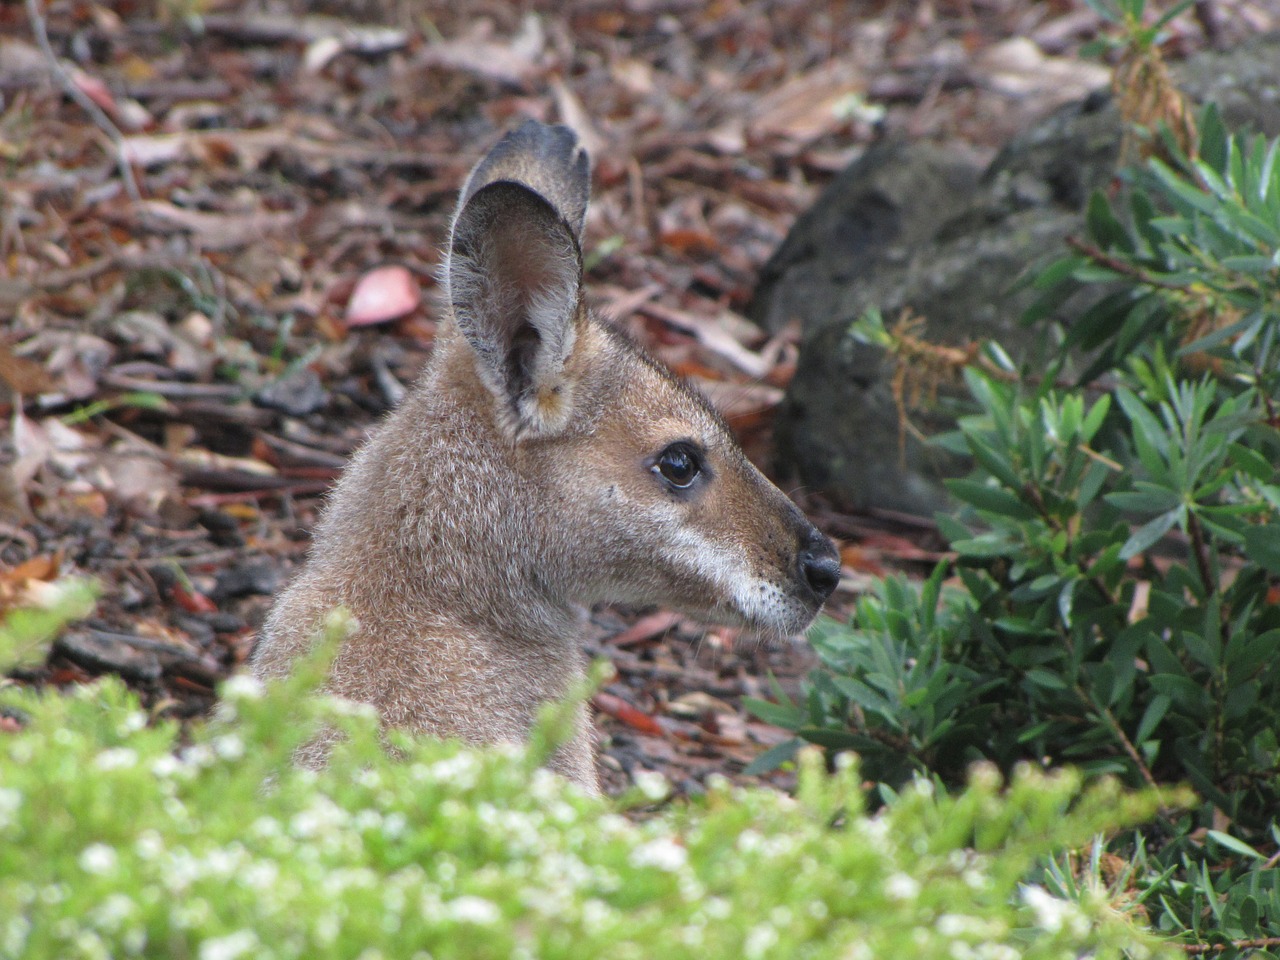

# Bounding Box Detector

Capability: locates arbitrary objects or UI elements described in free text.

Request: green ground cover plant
[746,97,1280,958]
[0,607,1176,960]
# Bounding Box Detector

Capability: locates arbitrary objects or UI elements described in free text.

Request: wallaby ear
[446,180,584,438]
[458,120,590,241]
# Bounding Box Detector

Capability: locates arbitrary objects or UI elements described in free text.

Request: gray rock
[254,366,329,417]
[757,34,1280,515]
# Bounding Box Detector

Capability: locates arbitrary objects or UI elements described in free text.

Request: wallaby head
[252,119,840,793]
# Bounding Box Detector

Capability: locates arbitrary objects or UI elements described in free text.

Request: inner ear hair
[447,181,583,436]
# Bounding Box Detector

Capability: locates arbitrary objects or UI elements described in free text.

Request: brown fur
[251,120,839,793]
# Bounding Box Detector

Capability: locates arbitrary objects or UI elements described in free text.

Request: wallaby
[251,120,840,793]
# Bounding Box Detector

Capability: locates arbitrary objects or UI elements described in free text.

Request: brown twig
[1182,937,1280,955]
[1186,512,1223,609]
[1065,236,1185,290]
[1082,685,1160,790]
[1192,0,1223,49]
[24,0,141,203]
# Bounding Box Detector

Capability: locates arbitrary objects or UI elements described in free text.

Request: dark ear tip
[452,180,575,245]
[457,120,591,241]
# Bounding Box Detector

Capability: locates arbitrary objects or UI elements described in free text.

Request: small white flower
[198,930,259,960]
[220,674,264,700]
[381,812,407,839]
[446,896,500,925]
[94,748,139,771]
[79,844,118,876]
[1021,885,1075,933]
[242,861,279,889]
[181,744,214,767]
[885,873,920,901]
[744,923,779,960]
[704,897,731,920]
[421,753,480,789]
[736,830,763,853]
[39,883,68,904]
[580,898,611,932]
[212,735,244,761]
[2,917,30,956]
[151,754,181,778]
[632,769,671,802]
[91,893,136,931]
[937,914,970,937]
[629,837,687,872]
[911,778,935,797]
[528,768,562,801]
[0,788,21,829]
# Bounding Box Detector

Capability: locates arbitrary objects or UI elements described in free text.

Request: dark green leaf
[1024,669,1069,691]
[1206,830,1265,861]
[1135,694,1172,744]
[796,727,870,751]
[741,736,805,776]
[944,479,1038,520]
[1241,524,1280,574]
[1107,485,1181,513]
[742,697,802,730]
[828,675,897,715]
[1119,509,1182,560]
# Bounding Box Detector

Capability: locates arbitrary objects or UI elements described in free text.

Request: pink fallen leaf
[345,265,421,327]
[70,68,118,117]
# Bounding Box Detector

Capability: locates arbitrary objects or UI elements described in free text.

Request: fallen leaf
[0,553,62,585]
[593,692,666,736]
[103,447,179,513]
[840,544,887,577]
[0,38,45,82]
[138,200,302,250]
[638,302,770,379]
[171,584,217,614]
[668,691,737,716]
[606,611,681,648]
[976,38,1110,105]
[659,229,719,256]
[419,15,545,87]
[0,344,55,396]
[346,265,421,327]
[749,60,865,145]
[551,77,607,158]
[10,411,53,495]
[70,68,118,117]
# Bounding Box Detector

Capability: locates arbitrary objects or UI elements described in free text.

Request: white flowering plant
[0,602,1179,960]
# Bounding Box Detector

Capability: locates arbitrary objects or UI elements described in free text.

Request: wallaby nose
[798,527,841,603]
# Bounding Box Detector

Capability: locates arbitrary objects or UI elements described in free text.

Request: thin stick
[24,0,142,203]
[1183,937,1280,955]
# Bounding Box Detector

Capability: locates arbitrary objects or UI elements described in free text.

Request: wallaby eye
[654,443,702,489]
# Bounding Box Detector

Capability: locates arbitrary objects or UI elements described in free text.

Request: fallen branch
[1183,938,1280,955]
[24,0,141,202]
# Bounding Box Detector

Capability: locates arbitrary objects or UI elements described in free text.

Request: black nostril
[798,531,840,601]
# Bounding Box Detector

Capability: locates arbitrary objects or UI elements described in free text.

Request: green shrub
[747,107,1280,954]
[0,618,1177,960]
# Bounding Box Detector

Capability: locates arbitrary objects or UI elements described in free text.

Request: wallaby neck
[305,332,587,649]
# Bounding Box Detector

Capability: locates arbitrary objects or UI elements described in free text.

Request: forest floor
[1,0,1275,795]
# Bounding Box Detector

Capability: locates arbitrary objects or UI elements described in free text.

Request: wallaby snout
[251,119,838,793]
[798,524,842,605]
